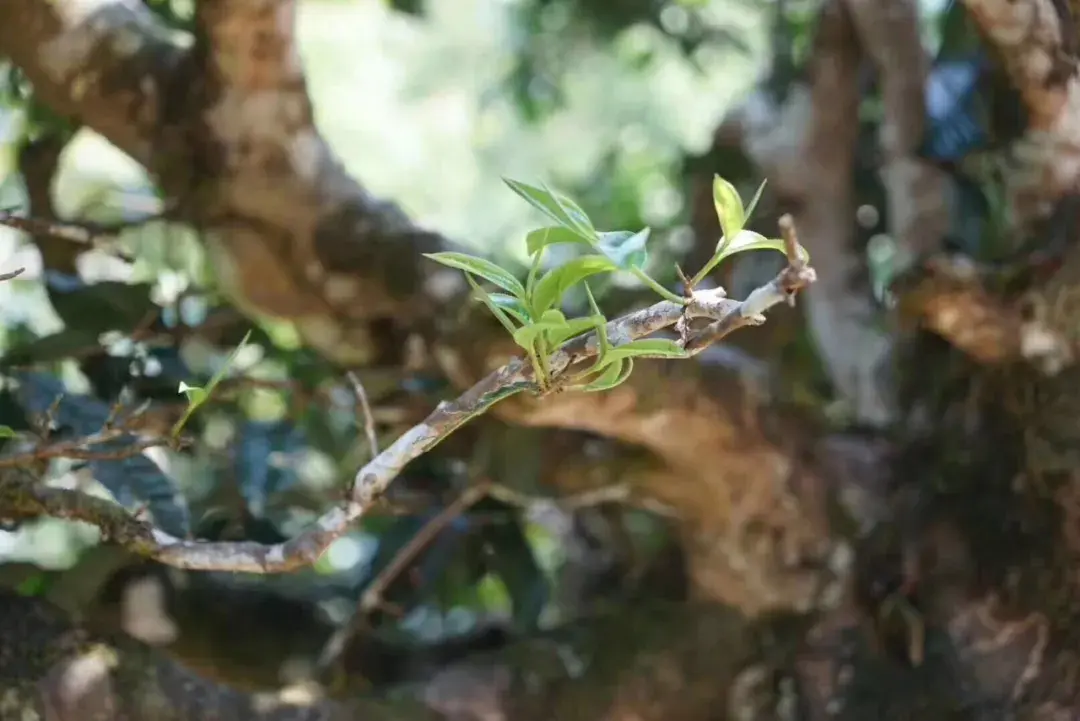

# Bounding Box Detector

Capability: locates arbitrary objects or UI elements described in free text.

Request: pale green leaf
[0,425,15,439]
[503,178,595,241]
[530,255,615,317]
[716,230,810,265]
[744,178,767,222]
[526,226,592,256]
[424,252,526,298]
[712,175,745,240]
[597,228,650,270]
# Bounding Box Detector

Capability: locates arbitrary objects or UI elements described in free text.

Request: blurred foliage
[0,0,1045,652]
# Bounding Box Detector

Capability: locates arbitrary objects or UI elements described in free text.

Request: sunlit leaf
[530,255,615,316]
[424,252,526,298]
[0,425,15,438]
[525,226,592,256]
[597,228,650,270]
[715,230,811,265]
[503,178,595,241]
[712,174,745,241]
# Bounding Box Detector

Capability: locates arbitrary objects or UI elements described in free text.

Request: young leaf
[503,179,595,241]
[526,226,592,256]
[172,330,252,437]
[486,293,531,325]
[602,338,687,364]
[712,175,745,240]
[715,230,811,265]
[468,276,521,337]
[744,178,767,222]
[583,357,634,392]
[424,252,526,298]
[0,425,15,439]
[530,255,616,317]
[597,228,650,270]
[546,315,599,347]
[538,309,567,325]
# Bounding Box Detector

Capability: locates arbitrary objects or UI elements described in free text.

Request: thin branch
[346,371,379,459]
[0,268,25,282]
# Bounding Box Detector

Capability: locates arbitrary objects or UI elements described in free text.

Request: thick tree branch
[0,0,184,167]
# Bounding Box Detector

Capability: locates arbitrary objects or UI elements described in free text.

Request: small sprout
[422,174,795,397]
[171,330,252,437]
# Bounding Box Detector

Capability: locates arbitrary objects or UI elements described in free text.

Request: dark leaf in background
[479,503,548,630]
[10,372,190,537]
[235,421,306,518]
[43,272,159,337]
[0,328,103,368]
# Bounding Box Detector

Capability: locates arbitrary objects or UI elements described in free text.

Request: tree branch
[0,251,814,572]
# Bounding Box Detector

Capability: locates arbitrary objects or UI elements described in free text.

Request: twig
[316,482,490,674]
[346,371,379,459]
[0,267,25,282]
[0,218,815,573]
[0,423,181,468]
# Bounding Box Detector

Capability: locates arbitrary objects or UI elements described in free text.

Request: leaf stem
[632,267,686,305]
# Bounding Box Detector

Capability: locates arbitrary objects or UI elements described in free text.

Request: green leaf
[503,179,595,241]
[539,309,567,325]
[486,293,531,324]
[583,357,634,392]
[712,174,745,240]
[512,317,570,351]
[424,252,526,298]
[716,230,811,265]
[602,338,688,365]
[597,228,650,270]
[468,277,521,337]
[0,425,15,439]
[744,178,767,222]
[526,226,593,256]
[546,315,599,347]
[530,255,616,316]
